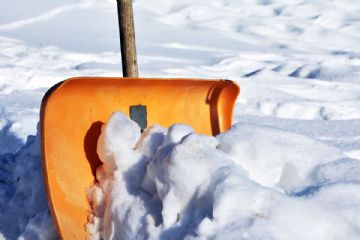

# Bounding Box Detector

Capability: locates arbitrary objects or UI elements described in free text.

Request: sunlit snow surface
[0,0,360,239]
[87,112,360,239]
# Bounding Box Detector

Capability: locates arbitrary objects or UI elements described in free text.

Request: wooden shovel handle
[117,0,139,78]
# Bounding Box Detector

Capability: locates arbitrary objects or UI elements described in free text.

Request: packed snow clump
[87,112,360,240]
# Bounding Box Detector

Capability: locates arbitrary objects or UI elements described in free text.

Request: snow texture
[1,0,360,239]
[0,128,57,239]
[87,112,360,240]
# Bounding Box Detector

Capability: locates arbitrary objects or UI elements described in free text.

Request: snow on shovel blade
[40,77,239,239]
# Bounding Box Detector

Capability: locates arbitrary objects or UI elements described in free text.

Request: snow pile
[87,112,360,240]
[217,123,344,192]
[0,128,57,239]
[0,0,360,239]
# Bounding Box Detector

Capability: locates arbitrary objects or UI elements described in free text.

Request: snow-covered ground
[0,0,360,239]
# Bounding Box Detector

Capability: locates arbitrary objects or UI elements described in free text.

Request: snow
[87,112,360,239]
[217,122,344,192]
[0,0,360,239]
[0,130,57,239]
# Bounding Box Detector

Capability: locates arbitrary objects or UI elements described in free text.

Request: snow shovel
[40,0,240,239]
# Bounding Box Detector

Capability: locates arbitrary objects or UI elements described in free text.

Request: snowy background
[0,0,360,239]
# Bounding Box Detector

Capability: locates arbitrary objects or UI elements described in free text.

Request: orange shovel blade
[40,77,240,239]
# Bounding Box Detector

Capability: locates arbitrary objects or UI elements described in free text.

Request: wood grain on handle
[117,0,139,78]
